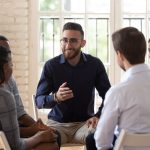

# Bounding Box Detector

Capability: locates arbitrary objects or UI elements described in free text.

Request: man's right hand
[55,82,74,102]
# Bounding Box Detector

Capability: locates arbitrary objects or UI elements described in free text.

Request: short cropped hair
[63,22,84,39]
[112,27,146,65]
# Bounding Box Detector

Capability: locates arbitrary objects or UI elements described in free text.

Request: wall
[0,0,38,116]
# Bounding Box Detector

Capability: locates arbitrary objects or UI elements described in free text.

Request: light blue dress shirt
[95,64,150,150]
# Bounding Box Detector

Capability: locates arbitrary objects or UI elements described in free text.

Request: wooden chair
[32,95,86,150]
[0,131,11,150]
[114,129,150,150]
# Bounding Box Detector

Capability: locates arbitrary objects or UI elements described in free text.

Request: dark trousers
[55,130,61,148]
[86,133,117,150]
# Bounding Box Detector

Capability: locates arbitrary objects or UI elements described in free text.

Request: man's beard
[63,47,81,60]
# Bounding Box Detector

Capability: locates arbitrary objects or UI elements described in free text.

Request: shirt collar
[121,63,150,82]
[60,52,87,64]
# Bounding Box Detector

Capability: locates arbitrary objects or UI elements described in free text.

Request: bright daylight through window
[37,0,150,117]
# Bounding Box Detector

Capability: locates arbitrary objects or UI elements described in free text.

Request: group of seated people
[1,22,150,150]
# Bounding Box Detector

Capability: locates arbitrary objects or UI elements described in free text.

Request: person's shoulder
[84,53,102,63]
[0,87,13,96]
[83,53,105,69]
[0,87,14,102]
[0,87,8,94]
[0,87,15,111]
[106,82,125,98]
[3,76,17,91]
[44,55,62,66]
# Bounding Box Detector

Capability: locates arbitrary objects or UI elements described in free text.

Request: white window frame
[29,0,150,116]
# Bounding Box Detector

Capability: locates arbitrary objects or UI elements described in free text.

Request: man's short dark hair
[63,22,84,39]
[0,35,8,41]
[112,27,146,65]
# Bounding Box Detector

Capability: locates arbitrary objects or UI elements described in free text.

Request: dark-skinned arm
[18,114,37,137]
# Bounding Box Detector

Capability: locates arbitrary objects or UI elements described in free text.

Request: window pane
[86,0,110,13]
[63,0,85,13]
[39,0,59,11]
[123,0,146,13]
[97,19,109,63]
[39,0,111,82]
[123,16,145,33]
[148,18,150,38]
[40,18,60,62]
[87,17,109,63]
[148,0,150,12]
[64,15,85,30]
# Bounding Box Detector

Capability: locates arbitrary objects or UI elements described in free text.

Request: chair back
[32,94,38,121]
[114,129,150,150]
[0,131,11,150]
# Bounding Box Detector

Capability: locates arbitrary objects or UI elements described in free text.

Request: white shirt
[94,64,150,150]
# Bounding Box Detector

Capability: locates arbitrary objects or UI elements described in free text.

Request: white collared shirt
[95,64,150,150]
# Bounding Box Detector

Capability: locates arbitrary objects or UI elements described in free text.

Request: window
[39,0,111,77]
[37,0,150,82]
[33,0,150,117]
[37,0,112,115]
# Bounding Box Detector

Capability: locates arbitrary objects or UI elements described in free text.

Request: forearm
[24,130,58,150]
[20,126,37,138]
[35,94,57,109]
[25,139,59,150]
[18,114,36,127]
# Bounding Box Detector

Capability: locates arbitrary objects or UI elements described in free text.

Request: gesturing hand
[55,82,74,102]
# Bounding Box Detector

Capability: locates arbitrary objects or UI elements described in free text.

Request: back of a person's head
[63,22,84,38]
[112,27,146,65]
[0,46,11,84]
[0,35,8,41]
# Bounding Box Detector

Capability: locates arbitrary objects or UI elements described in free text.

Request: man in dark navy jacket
[35,22,111,145]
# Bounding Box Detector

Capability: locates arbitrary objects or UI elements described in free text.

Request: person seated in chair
[0,35,61,148]
[95,27,150,150]
[0,45,59,150]
[35,22,111,145]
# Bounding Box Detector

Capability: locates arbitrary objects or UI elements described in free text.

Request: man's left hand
[86,116,99,129]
